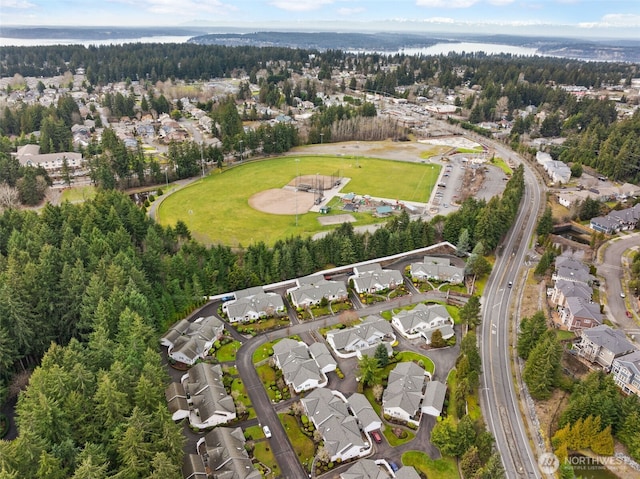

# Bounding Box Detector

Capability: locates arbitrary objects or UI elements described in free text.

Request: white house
[326,316,395,359]
[161,316,224,365]
[383,362,428,426]
[421,380,447,417]
[222,286,286,323]
[410,256,465,284]
[351,264,403,294]
[271,338,331,393]
[181,363,236,429]
[391,303,454,344]
[348,392,382,433]
[287,275,348,308]
[612,350,640,397]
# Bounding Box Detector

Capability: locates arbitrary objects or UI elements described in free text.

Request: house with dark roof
[590,204,640,234]
[326,315,395,359]
[351,264,403,294]
[271,338,333,393]
[410,256,465,284]
[301,388,371,462]
[575,325,636,369]
[287,275,348,308]
[560,296,602,331]
[391,303,454,344]
[222,287,286,323]
[421,380,447,417]
[552,255,595,285]
[161,315,224,365]
[550,279,593,308]
[165,382,189,421]
[348,392,382,433]
[196,427,261,479]
[339,459,391,479]
[383,362,428,426]
[182,454,207,479]
[181,363,236,429]
[612,350,640,397]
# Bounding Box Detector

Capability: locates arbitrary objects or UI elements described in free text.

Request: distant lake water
[352,42,540,56]
[0,36,193,47]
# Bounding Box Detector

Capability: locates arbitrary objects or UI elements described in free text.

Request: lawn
[253,342,275,363]
[279,413,316,472]
[394,351,435,374]
[490,157,513,175]
[215,340,241,362]
[253,440,280,478]
[556,330,576,341]
[402,451,460,479]
[382,424,415,446]
[231,378,256,419]
[157,155,440,246]
[60,185,97,203]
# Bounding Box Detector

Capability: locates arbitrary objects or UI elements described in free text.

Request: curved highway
[478,144,545,478]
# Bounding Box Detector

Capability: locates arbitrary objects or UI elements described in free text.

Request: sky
[1,0,640,38]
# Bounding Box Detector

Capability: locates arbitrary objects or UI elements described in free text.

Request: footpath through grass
[157,155,440,246]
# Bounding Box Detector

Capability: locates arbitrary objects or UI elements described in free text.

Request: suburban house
[339,459,421,479]
[348,392,382,433]
[421,380,447,417]
[165,382,189,421]
[391,303,454,344]
[351,264,404,294]
[536,151,571,184]
[271,338,334,393]
[560,296,602,331]
[13,144,84,173]
[196,427,261,479]
[383,362,429,426]
[181,363,236,429]
[326,315,395,359]
[612,350,640,397]
[575,325,636,370]
[222,286,286,323]
[301,388,371,462]
[552,255,594,285]
[182,454,207,479]
[160,315,224,365]
[550,279,593,308]
[409,256,465,284]
[589,203,640,234]
[287,275,348,308]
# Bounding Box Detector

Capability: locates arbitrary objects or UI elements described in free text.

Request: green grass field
[157,155,440,246]
[60,185,96,203]
[402,451,460,479]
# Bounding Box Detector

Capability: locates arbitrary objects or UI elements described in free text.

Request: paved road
[597,233,640,339]
[476,141,545,478]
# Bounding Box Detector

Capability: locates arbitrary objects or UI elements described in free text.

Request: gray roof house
[301,388,371,462]
[182,454,207,479]
[561,296,602,331]
[196,427,261,479]
[326,315,395,358]
[422,380,447,417]
[590,203,640,234]
[575,325,636,369]
[552,256,594,285]
[181,363,236,429]
[14,144,84,172]
[394,467,422,479]
[348,392,382,433]
[612,350,640,397]
[351,264,403,294]
[550,279,592,308]
[339,459,391,479]
[161,315,224,365]
[410,256,465,284]
[309,342,338,373]
[391,303,454,344]
[287,276,348,308]
[383,362,428,426]
[272,338,329,393]
[590,215,620,234]
[165,381,189,422]
[222,288,285,323]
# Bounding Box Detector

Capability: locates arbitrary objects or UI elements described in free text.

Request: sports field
[156,155,440,246]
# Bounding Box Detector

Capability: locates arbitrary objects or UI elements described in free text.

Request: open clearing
[157,153,441,246]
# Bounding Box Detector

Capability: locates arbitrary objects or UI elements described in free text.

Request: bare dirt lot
[248,189,315,215]
[317,214,356,226]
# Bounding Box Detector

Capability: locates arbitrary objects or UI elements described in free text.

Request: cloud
[1,0,36,8]
[337,7,365,15]
[488,0,514,5]
[579,13,640,28]
[415,0,479,7]
[106,0,232,16]
[270,0,334,12]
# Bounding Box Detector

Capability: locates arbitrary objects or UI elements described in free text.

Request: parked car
[263,425,271,438]
[626,310,632,318]
[621,292,626,298]
[371,430,382,444]
[389,462,399,472]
